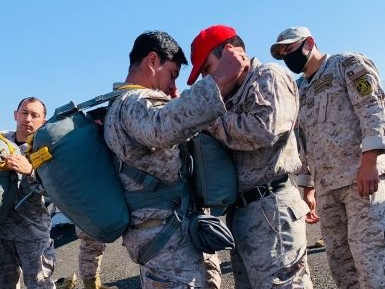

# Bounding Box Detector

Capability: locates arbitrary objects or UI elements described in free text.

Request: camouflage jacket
[296,53,385,194]
[0,131,51,241]
[104,76,226,225]
[207,58,301,192]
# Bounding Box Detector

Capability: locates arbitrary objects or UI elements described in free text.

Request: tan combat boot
[55,273,78,289]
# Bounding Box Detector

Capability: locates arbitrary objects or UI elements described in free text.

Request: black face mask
[283,41,309,74]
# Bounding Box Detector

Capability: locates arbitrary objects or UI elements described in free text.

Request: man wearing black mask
[271,27,385,289]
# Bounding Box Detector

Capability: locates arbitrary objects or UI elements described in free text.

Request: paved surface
[19,220,338,289]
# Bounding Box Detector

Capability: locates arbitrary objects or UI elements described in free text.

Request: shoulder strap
[54,84,146,118]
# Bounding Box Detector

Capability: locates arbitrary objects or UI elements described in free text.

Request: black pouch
[188,213,235,254]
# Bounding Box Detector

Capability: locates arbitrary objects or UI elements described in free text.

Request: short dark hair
[16,97,47,116]
[129,31,188,70]
[212,35,245,59]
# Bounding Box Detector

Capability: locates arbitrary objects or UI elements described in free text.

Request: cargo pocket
[288,199,310,220]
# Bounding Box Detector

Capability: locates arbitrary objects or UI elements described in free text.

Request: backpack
[188,132,238,215]
[0,134,21,223]
[30,90,129,242]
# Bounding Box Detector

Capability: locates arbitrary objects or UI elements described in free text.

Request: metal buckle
[173,210,185,223]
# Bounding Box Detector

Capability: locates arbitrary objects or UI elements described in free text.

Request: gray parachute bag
[0,134,21,223]
[30,91,129,242]
[189,132,238,215]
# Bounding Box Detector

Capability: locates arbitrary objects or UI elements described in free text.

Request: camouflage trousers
[75,226,106,281]
[0,238,56,289]
[123,218,207,288]
[203,253,221,289]
[317,178,385,289]
[227,184,313,289]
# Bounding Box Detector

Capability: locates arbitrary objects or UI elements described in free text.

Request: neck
[125,70,153,89]
[15,131,28,144]
[304,50,327,78]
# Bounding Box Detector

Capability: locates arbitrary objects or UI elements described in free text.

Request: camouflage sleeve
[120,76,226,149]
[207,65,298,151]
[343,54,385,152]
[295,124,314,187]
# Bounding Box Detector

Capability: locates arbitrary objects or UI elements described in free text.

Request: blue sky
[1,0,384,130]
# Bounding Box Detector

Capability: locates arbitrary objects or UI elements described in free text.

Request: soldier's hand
[303,187,319,224]
[211,44,250,98]
[357,151,379,197]
[4,155,33,175]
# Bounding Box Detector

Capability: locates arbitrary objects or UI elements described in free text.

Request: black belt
[234,175,289,208]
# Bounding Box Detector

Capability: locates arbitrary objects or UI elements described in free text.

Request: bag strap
[0,134,16,169]
[137,192,190,265]
[54,84,146,117]
[125,143,192,265]
[120,162,163,192]
[125,181,190,211]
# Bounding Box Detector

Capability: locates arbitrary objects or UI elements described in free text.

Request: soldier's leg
[203,252,221,289]
[123,220,205,289]
[226,210,252,289]
[317,190,360,289]
[345,179,385,289]
[17,238,56,288]
[0,239,22,289]
[76,226,106,281]
[231,185,312,289]
[229,247,252,289]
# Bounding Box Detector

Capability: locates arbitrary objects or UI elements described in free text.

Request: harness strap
[122,143,192,265]
[120,162,162,192]
[125,181,190,211]
[137,192,190,265]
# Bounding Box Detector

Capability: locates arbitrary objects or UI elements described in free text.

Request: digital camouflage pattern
[207,59,312,289]
[76,227,106,281]
[296,52,385,289]
[0,131,55,289]
[104,75,226,288]
[207,59,302,191]
[296,53,385,193]
[317,181,385,289]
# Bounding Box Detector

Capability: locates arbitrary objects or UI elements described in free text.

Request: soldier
[271,26,385,288]
[103,30,248,288]
[0,97,56,288]
[76,228,118,289]
[187,25,313,289]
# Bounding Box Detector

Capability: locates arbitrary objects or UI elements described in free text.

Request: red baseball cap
[187,25,237,85]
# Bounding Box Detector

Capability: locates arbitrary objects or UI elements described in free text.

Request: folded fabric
[189,213,235,254]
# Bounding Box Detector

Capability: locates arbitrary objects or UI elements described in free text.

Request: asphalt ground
[19,221,338,289]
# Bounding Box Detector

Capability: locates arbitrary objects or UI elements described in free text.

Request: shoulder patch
[355,78,373,96]
[347,68,370,82]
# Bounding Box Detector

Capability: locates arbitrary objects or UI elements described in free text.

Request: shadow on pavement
[50,225,78,248]
[107,276,141,289]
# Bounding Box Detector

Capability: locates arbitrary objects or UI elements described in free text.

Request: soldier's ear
[304,36,315,51]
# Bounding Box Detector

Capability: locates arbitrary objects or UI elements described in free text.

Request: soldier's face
[153,60,181,96]
[200,52,219,78]
[14,100,46,138]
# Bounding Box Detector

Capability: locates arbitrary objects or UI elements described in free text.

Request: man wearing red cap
[104,30,249,288]
[188,25,313,289]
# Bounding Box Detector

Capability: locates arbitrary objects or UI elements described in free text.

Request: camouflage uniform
[207,59,312,289]
[297,53,385,289]
[75,226,106,281]
[104,76,227,288]
[0,131,55,289]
